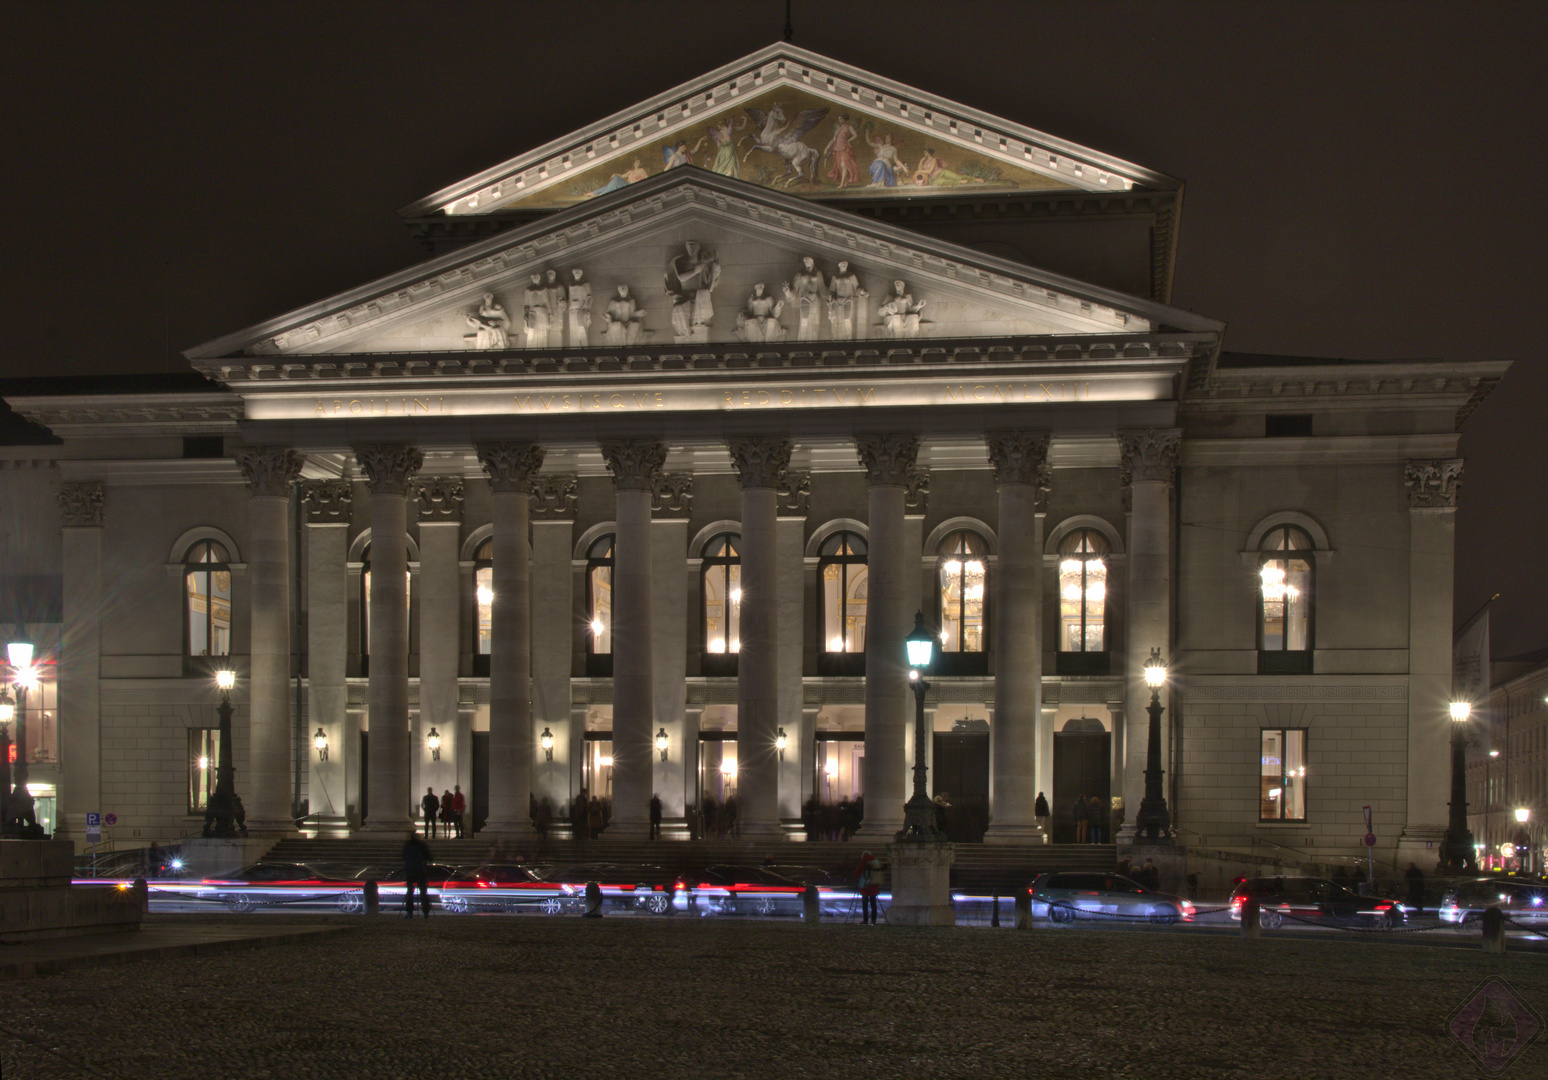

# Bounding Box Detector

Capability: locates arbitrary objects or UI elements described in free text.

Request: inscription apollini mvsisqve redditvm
[289,377,1155,421]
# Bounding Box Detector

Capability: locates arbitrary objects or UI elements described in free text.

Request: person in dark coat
[401,829,433,918]
[1035,791,1051,839]
[1405,862,1426,916]
[855,850,881,925]
[1073,794,1089,844]
[1089,796,1105,844]
[649,793,663,840]
[421,787,440,839]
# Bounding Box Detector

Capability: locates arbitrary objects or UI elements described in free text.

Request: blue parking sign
[86,812,101,828]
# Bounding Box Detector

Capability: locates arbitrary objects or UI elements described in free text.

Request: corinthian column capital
[986,431,1051,486]
[299,479,352,524]
[601,440,668,491]
[236,447,305,497]
[728,436,793,490]
[1118,429,1181,487]
[353,444,423,496]
[58,481,105,527]
[855,433,919,487]
[1405,458,1464,508]
[476,442,545,494]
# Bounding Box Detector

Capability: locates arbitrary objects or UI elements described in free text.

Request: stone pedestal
[886,840,955,926]
[1122,842,1188,897]
[0,840,145,943]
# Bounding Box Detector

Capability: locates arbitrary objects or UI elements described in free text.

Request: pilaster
[56,481,104,845]
[301,480,351,832]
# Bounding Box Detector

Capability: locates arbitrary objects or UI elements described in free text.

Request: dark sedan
[195,862,353,912]
[1230,876,1406,930]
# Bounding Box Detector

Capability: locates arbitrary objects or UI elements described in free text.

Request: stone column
[353,444,421,833]
[530,476,577,824]
[301,480,351,833]
[234,447,305,834]
[985,432,1051,842]
[56,481,105,844]
[601,441,667,837]
[776,486,809,823]
[647,474,691,829]
[1402,459,1463,852]
[729,436,792,839]
[856,433,919,840]
[415,477,464,811]
[476,443,544,834]
[1116,430,1179,843]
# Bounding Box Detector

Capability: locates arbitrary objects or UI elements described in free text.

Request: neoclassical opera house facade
[1,46,1506,869]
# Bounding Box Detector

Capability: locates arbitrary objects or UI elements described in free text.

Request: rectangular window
[1265,413,1313,438]
[1260,729,1307,821]
[15,677,59,766]
[189,728,220,814]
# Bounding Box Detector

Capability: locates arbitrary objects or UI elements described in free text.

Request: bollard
[803,884,821,924]
[364,879,379,915]
[1241,896,1261,940]
[131,878,149,914]
[991,894,1000,928]
[1014,890,1031,930]
[1481,907,1506,954]
[583,880,604,918]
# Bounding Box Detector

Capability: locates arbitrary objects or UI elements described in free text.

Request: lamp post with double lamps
[1132,648,1172,843]
[203,669,241,838]
[1438,700,1478,873]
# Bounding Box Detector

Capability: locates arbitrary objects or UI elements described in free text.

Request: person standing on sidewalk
[421,787,440,839]
[649,793,663,839]
[402,830,433,918]
[1073,794,1089,844]
[450,785,466,838]
[855,850,881,925]
[1034,792,1050,841]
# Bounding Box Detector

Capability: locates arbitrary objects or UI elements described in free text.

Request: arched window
[473,538,493,676]
[184,540,232,661]
[935,530,988,676]
[818,531,867,676]
[586,535,614,676]
[1258,525,1313,673]
[1057,529,1109,675]
[701,533,740,677]
[360,542,411,665]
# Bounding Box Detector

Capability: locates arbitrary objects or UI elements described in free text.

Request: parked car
[1439,877,1548,930]
[438,863,562,913]
[1030,872,1195,925]
[1229,876,1405,930]
[195,862,350,912]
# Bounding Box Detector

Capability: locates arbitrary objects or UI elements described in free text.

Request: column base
[736,820,788,840]
[357,818,415,836]
[241,819,302,838]
[860,815,904,841]
[886,840,955,926]
[982,822,1047,845]
[600,819,651,840]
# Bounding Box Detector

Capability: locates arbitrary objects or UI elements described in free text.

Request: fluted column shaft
[235,448,304,833]
[985,433,1050,841]
[1118,430,1178,841]
[355,444,421,832]
[478,444,544,833]
[730,436,791,838]
[602,441,667,837]
[857,434,919,839]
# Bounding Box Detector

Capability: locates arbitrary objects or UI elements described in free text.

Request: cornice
[1182,434,1460,467]
[57,459,247,486]
[5,392,244,438]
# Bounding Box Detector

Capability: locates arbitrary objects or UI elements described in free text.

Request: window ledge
[1256,821,1311,829]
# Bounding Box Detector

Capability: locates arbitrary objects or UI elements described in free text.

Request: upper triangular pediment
[400,44,1177,219]
[188,170,1218,362]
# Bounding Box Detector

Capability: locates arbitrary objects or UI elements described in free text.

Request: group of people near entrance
[1071,793,1109,843]
[420,786,466,839]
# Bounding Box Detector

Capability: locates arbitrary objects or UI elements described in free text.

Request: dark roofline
[0,372,222,397]
[1216,351,1442,369]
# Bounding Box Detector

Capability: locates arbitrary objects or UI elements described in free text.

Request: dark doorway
[933,730,989,842]
[472,731,489,834]
[1052,722,1110,844]
[359,730,368,824]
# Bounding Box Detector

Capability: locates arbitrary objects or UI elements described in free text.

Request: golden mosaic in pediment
[492,88,1074,212]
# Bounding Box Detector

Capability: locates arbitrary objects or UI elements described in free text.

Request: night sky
[8,1,1545,657]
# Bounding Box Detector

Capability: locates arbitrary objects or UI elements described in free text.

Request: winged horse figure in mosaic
[741,102,830,187]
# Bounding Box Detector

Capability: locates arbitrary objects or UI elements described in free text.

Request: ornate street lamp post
[1514,807,1532,876]
[1438,700,1478,872]
[1132,648,1172,843]
[898,611,944,842]
[202,669,240,838]
[4,639,38,838]
[0,684,13,832]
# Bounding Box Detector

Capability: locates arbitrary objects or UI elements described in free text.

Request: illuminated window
[701,533,741,676]
[474,538,494,671]
[189,727,219,814]
[1058,530,1108,653]
[185,540,232,659]
[935,530,988,676]
[586,535,614,676]
[818,531,867,676]
[1260,729,1308,821]
[360,543,411,662]
[1259,525,1313,674]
